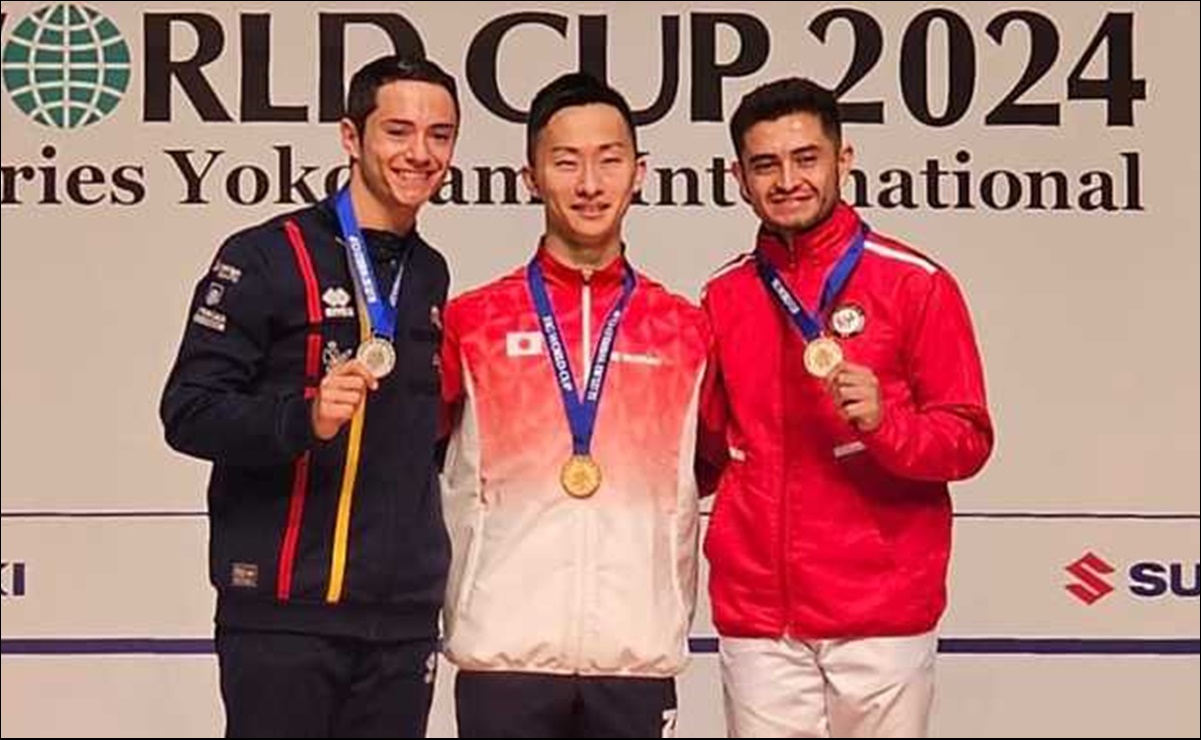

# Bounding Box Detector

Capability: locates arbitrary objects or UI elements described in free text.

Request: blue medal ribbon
[334,188,406,340]
[527,259,636,456]
[755,229,865,341]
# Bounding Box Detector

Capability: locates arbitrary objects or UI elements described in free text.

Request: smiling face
[733,111,854,238]
[523,103,645,268]
[340,79,458,232]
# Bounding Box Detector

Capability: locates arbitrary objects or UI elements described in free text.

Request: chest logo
[829,303,866,338]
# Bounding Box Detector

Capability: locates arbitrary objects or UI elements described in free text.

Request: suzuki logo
[1064,551,1115,605]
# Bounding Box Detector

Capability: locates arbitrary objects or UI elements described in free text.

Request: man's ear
[632,152,648,196]
[522,164,540,199]
[732,159,752,204]
[339,118,361,163]
[837,143,855,190]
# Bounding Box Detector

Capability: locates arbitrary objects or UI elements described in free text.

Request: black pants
[216,628,437,738]
[455,670,678,738]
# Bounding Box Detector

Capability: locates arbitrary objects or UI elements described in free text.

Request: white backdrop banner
[2,2,1197,737]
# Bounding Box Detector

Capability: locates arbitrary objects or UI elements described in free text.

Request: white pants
[720,631,938,738]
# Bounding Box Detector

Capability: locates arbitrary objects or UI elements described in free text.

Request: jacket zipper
[779,251,795,636]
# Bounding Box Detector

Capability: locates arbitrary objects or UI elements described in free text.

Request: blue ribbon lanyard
[527,260,636,457]
[334,188,405,340]
[755,229,865,341]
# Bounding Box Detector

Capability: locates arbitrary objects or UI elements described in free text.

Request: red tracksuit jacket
[701,202,993,639]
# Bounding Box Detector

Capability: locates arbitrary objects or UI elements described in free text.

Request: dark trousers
[216,628,437,738]
[455,670,678,738]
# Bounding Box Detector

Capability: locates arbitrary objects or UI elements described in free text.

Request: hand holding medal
[311,359,379,441]
[826,362,882,433]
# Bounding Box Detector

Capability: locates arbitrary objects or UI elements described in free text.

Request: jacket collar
[755,202,861,270]
[534,241,629,288]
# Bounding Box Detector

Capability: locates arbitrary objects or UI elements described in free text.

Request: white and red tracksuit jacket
[700,202,994,639]
[440,248,710,676]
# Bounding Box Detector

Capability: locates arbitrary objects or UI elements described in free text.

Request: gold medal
[356,337,396,379]
[803,336,843,378]
[560,455,602,498]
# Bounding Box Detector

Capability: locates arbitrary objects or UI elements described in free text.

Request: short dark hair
[729,77,841,159]
[526,72,637,165]
[345,54,460,135]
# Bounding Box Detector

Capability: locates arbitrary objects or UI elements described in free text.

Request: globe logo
[2,3,131,129]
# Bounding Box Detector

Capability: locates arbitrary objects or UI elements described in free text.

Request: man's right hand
[311,360,379,440]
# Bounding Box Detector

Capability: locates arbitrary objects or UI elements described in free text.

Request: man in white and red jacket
[699,77,994,738]
[440,73,709,739]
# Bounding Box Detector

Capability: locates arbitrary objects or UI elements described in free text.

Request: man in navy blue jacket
[161,54,458,738]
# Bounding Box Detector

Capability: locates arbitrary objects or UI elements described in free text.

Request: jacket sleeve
[860,268,994,482]
[438,299,466,440]
[695,290,731,496]
[160,232,314,466]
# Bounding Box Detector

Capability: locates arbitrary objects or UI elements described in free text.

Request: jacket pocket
[453,502,488,616]
[702,459,741,561]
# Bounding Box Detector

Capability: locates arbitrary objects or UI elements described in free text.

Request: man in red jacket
[700,77,994,737]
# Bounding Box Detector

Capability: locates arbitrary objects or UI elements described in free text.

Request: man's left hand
[826,362,883,433]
